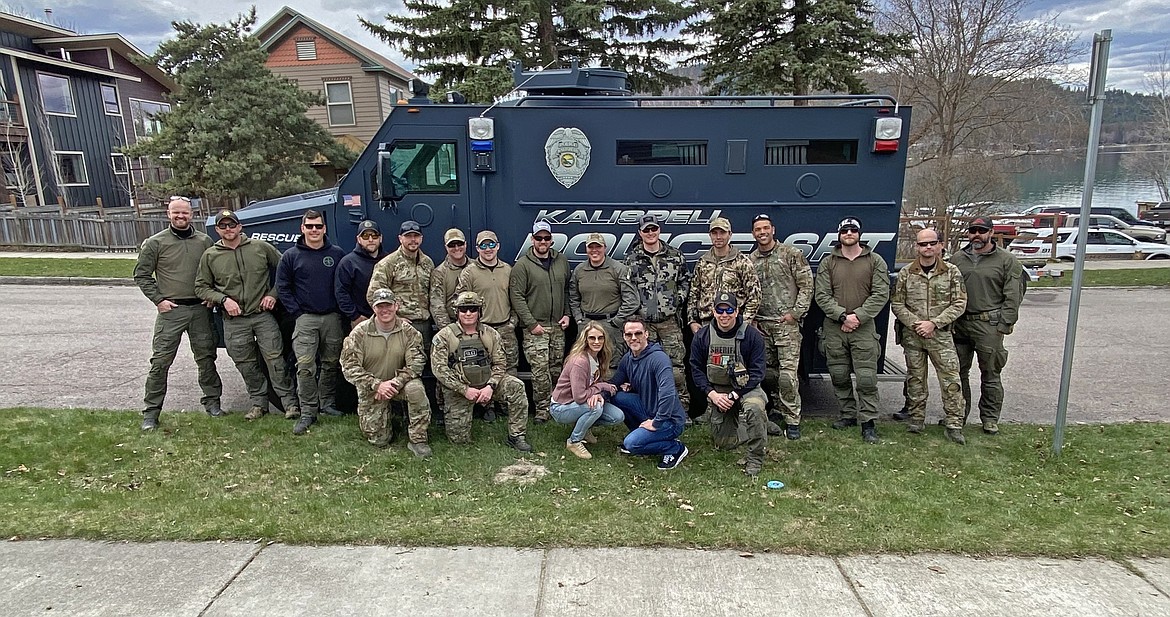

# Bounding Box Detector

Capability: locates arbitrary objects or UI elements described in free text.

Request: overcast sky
[5,0,1167,93]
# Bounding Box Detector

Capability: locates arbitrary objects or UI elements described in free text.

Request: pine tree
[685,0,909,98]
[361,0,695,102]
[125,9,355,202]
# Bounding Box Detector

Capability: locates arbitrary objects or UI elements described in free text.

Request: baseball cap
[709,217,731,232]
[454,291,483,308]
[532,221,552,234]
[215,210,239,225]
[444,228,466,245]
[752,213,772,224]
[357,220,380,235]
[371,288,397,306]
[714,291,738,310]
[638,214,660,231]
[476,230,498,244]
[585,232,606,246]
[399,220,422,235]
[967,216,993,231]
[838,217,862,232]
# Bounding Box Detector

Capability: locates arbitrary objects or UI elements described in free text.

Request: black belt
[584,312,616,320]
[646,316,675,324]
[962,311,994,321]
[170,298,203,306]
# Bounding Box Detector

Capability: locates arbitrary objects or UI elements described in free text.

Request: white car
[1008,227,1170,265]
[1057,214,1167,243]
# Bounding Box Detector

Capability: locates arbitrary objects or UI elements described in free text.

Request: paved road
[2,283,1167,425]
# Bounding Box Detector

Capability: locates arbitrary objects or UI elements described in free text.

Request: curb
[0,276,135,286]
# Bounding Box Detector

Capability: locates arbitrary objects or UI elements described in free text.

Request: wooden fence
[0,198,207,251]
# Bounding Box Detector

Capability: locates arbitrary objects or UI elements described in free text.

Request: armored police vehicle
[233,62,911,375]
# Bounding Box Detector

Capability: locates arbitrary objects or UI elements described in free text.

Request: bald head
[914,227,942,264]
[167,197,192,231]
[915,228,939,244]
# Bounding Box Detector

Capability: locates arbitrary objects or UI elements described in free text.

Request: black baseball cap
[358,220,381,235]
[399,220,422,235]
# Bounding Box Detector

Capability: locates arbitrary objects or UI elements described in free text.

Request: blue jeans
[550,400,624,443]
[612,392,685,457]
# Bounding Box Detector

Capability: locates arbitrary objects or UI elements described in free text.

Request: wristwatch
[838,313,848,324]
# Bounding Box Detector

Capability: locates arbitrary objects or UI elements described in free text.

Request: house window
[325,81,355,126]
[37,72,75,115]
[111,153,128,174]
[295,39,317,61]
[54,152,88,185]
[101,83,120,115]
[2,145,20,189]
[129,99,170,138]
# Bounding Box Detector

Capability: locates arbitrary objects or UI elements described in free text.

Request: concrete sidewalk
[1,540,1168,616]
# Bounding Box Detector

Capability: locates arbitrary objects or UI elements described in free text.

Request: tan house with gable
[256,6,414,159]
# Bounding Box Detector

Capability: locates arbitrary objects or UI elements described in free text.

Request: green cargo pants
[821,318,880,423]
[292,312,345,417]
[223,312,298,411]
[143,304,222,414]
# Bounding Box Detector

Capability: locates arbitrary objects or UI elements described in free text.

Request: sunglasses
[840,228,860,234]
[478,241,499,249]
[533,235,553,242]
[447,241,466,247]
[623,331,646,339]
[916,240,940,247]
[170,195,191,203]
[968,228,991,234]
[359,232,381,240]
[216,222,239,230]
[303,223,324,230]
[714,305,736,315]
[456,306,480,314]
[641,225,660,232]
[586,335,605,342]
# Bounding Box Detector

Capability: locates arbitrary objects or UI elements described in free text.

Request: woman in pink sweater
[550,321,625,459]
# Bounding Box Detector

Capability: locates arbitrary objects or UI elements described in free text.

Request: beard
[970,238,987,250]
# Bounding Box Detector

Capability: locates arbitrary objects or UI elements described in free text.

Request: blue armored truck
[230,62,911,386]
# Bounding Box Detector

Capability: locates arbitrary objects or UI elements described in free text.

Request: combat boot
[832,417,858,430]
[785,424,801,441]
[766,420,782,436]
[861,420,879,444]
[244,406,265,421]
[284,405,301,420]
[906,422,924,434]
[205,402,224,417]
[945,428,966,445]
[506,434,533,453]
[140,412,160,431]
[744,460,762,478]
[982,421,999,435]
[320,405,344,417]
[292,414,315,435]
[482,405,497,423]
[407,442,433,459]
[891,406,910,421]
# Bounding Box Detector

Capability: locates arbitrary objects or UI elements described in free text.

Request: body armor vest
[457,334,491,387]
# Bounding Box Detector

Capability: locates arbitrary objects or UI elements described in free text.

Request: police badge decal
[544,127,591,188]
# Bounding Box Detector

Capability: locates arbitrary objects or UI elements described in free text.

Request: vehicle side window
[1102,232,1133,245]
[1085,232,1106,244]
[387,141,458,193]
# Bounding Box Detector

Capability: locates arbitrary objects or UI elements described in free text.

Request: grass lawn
[0,257,134,278]
[1030,267,1170,287]
[1,407,1166,557]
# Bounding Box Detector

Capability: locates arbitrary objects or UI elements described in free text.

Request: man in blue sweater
[335,220,389,329]
[609,316,689,470]
[690,292,768,477]
[276,210,347,435]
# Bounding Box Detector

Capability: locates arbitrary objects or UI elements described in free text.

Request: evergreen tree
[125,9,355,202]
[361,0,695,102]
[685,0,909,97]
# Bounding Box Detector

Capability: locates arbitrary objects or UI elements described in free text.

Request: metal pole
[1054,29,1112,455]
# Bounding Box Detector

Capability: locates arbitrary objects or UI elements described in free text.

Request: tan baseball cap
[585,232,606,246]
[709,217,731,232]
[444,228,466,245]
[475,230,498,245]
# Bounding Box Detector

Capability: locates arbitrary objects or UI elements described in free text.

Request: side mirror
[375,151,402,202]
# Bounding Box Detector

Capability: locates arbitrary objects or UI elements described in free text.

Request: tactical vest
[706,324,750,392]
[457,334,491,387]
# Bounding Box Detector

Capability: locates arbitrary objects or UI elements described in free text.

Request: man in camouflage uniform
[689,217,761,332]
[749,213,813,440]
[510,221,571,423]
[341,288,432,458]
[948,216,1025,435]
[569,232,640,367]
[431,292,532,452]
[430,229,469,330]
[455,230,519,377]
[134,196,222,430]
[814,217,889,444]
[367,220,435,347]
[624,213,691,413]
[891,228,968,444]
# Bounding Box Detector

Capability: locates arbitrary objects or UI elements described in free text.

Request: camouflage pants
[901,327,964,429]
[522,324,565,420]
[757,320,802,426]
[223,312,298,411]
[494,320,520,375]
[820,318,880,423]
[646,319,689,410]
[708,386,768,468]
[441,374,528,444]
[143,304,222,414]
[292,312,345,417]
[953,317,1009,425]
[357,378,430,447]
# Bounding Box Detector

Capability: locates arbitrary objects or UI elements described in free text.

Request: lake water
[1012,151,1163,214]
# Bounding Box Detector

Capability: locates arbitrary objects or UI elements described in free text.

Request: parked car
[1142,202,1170,229]
[1008,227,1170,265]
[1049,214,1166,243]
[1033,205,1152,227]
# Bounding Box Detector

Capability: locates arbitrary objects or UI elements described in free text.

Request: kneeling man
[609,317,689,471]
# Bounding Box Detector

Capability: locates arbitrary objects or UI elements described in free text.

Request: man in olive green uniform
[367,220,435,347]
[891,228,968,444]
[814,217,889,444]
[195,210,299,420]
[455,230,518,376]
[948,216,1025,435]
[341,288,432,458]
[134,196,222,430]
[430,229,469,330]
[431,292,532,452]
[689,217,761,331]
[569,232,640,367]
[749,213,813,440]
[625,214,691,414]
[510,221,571,423]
